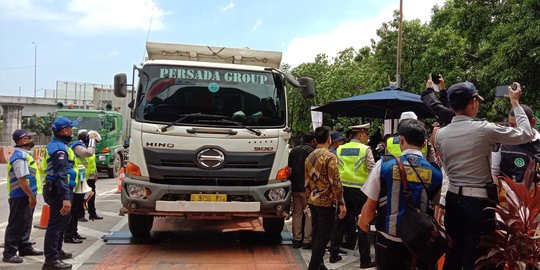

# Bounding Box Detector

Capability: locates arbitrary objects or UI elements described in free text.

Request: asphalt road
[0,164,369,270]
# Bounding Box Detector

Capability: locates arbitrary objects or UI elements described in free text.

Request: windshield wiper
[196,119,262,136]
[159,113,227,132]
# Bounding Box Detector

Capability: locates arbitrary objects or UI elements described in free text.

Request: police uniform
[435,82,534,270]
[329,123,374,267]
[3,129,43,263]
[42,117,78,270]
[362,150,442,270]
[65,140,96,243]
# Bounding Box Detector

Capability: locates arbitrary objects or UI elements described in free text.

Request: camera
[431,74,441,84]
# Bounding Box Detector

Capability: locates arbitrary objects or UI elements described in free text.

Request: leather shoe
[74,233,86,240]
[360,261,376,269]
[59,251,73,260]
[42,259,72,270]
[302,242,312,250]
[89,214,103,220]
[2,255,23,263]
[292,240,302,249]
[78,217,88,222]
[329,255,342,263]
[19,247,44,256]
[341,241,356,250]
[64,236,83,244]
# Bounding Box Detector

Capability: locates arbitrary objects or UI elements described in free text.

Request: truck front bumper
[120,176,291,218]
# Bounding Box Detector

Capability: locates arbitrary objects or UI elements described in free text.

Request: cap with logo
[52,117,78,132]
[447,81,484,106]
[330,131,346,143]
[349,123,370,131]
[12,129,36,142]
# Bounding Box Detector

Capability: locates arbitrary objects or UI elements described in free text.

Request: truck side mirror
[299,77,315,99]
[114,73,128,98]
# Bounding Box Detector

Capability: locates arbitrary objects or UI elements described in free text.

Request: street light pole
[32,42,37,98]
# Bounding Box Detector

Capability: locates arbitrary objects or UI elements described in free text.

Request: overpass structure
[0,95,93,144]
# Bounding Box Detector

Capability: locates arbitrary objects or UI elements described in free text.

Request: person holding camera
[491,104,540,188]
[434,82,533,270]
[421,74,455,126]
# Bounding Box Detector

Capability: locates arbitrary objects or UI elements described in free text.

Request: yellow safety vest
[337,141,369,188]
[386,136,428,157]
[7,150,41,198]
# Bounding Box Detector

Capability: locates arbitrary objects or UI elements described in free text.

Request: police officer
[386,111,434,161]
[64,129,99,243]
[329,123,375,268]
[491,104,540,188]
[359,119,443,270]
[2,129,44,263]
[435,82,533,270]
[42,117,79,270]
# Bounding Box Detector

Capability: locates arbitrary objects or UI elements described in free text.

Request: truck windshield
[59,115,103,131]
[135,65,285,127]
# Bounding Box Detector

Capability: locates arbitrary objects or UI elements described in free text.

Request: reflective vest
[375,154,442,237]
[71,141,97,176]
[42,139,78,188]
[386,136,428,157]
[337,141,370,188]
[7,149,41,198]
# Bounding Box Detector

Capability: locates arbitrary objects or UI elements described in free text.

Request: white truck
[113,41,315,237]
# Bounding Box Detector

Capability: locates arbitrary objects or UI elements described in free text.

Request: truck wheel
[108,154,122,178]
[128,214,154,238]
[262,217,284,237]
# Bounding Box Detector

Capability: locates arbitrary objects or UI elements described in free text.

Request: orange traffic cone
[34,204,50,229]
[116,167,125,193]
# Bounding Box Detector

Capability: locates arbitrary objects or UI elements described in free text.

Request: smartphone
[495,84,521,97]
[431,74,441,84]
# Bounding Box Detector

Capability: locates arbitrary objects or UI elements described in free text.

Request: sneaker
[329,255,342,263]
[78,217,88,222]
[2,255,23,263]
[19,247,44,256]
[42,259,72,270]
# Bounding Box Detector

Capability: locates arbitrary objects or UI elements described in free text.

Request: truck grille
[143,148,275,186]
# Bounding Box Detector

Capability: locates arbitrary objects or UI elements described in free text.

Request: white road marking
[72,217,128,269]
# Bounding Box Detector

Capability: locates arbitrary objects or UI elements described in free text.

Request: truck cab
[114,42,314,238]
[56,108,125,178]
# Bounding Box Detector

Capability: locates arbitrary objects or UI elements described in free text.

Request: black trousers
[375,232,436,270]
[86,178,97,216]
[330,187,371,264]
[308,205,335,270]
[43,188,71,261]
[3,197,35,258]
[65,193,84,237]
[443,192,497,270]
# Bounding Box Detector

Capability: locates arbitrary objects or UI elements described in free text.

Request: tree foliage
[286,0,540,136]
[22,112,55,136]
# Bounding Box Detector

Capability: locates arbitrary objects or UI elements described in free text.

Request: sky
[0,0,445,98]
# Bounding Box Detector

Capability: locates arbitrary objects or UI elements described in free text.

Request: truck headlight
[126,184,152,199]
[98,155,107,161]
[266,188,286,201]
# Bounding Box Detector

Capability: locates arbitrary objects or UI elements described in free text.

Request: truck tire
[262,217,284,237]
[128,214,154,238]
[108,153,122,178]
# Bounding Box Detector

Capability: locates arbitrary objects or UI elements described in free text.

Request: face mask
[56,134,73,142]
[17,141,35,149]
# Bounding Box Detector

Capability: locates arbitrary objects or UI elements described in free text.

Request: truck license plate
[190,194,227,202]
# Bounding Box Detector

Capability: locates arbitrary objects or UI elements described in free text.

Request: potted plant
[476,176,540,270]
